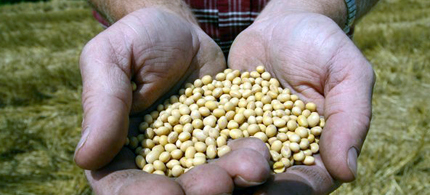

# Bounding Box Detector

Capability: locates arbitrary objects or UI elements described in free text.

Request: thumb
[74,32,133,170]
[320,45,376,182]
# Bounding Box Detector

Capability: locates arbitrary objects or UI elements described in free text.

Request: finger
[177,164,234,195]
[321,42,376,182]
[213,138,272,188]
[74,28,133,170]
[87,148,184,195]
[250,155,340,195]
[228,137,271,162]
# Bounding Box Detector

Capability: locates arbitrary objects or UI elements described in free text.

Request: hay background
[0,0,429,194]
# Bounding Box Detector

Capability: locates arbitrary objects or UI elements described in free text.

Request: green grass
[0,0,429,194]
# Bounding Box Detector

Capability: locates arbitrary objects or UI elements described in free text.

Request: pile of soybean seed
[125,66,324,177]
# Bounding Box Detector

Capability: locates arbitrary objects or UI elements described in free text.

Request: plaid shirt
[184,0,269,54]
[93,0,268,55]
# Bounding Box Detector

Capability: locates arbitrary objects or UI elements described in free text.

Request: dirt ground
[0,0,429,194]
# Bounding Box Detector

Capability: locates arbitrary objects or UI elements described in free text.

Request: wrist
[255,0,347,29]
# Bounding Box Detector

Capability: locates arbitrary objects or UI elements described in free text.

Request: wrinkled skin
[75,8,375,195]
[228,13,375,194]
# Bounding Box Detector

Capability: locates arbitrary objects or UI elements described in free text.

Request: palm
[229,13,375,194]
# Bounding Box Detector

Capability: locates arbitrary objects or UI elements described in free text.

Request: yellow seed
[129,137,139,149]
[290,94,299,102]
[206,145,217,159]
[320,118,325,128]
[180,140,193,151]
[135,155,146,169]
[289,142,300,153]
[277,133,288,142]
[302,109,311,118]
[303,149,312,156]
[271,140,283,152]
[216,136,227,147]
[284,101,293,109]
[270,150,281,161]
[178,132,191,142]
[171,149,183,159]
[172,165,184,177]
[289,133,301,143]
[193,129,207,142]
[155,126,170,136]
[281,146,292,158]
[299,139,310,150]
[142,139,155,149]
[281,158,291,168]
[287,120,297,131]
[305,102,317,112]
[293,151,305,162]
[307,112,320,127]
[250,71,260,78]
[230,129,243,139]
[216,72,226,81]
[205,137,216,146]
[164,143,177,152]
[199,107,211,117]
[311,126,322,136]
[159,135,168,146]
[265,125,277,138]
[185,146,197,159]
[261,72,271,80]
[268,137,277,145]
[303,156,315,165]
[295,127,309,138]
[256,66,265,73]
[220,129,230,138]
[195,142,207,153]
[297,115,309,127]
[143,164,154,173]
[202,75,213,85]
[294,100,305,110]
[254,132,268,142]
[153,170,165,176]
[166,159,180,169]
[203,116,217,127]
[159,151,171,163]
[205,101,218,111]
[167,132,179,143]
[292,107,302,116]
[193,156,206,166]
[273,118,286,127]
[262,116,273,126]
[218,145,231,157]
[192,119,204,129]
[212,108,226,118]
[146,150,161,164]
[227,120,239,129]
[310,143,319,153]
[139,122,149,133]
[153,160,166,171]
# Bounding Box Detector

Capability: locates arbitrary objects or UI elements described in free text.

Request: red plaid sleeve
[184,0,268,54]
[93,1,269,55]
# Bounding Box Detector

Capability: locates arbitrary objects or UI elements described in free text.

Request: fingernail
[75,127,90,157]
[347,147,358,179]
[236,176,266,186]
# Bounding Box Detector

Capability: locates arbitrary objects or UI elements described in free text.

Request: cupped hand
[74,7,272,194]
[228,13,376,194]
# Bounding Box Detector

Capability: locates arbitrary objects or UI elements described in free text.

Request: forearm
[256,0,380,29]
[88,0,197,25]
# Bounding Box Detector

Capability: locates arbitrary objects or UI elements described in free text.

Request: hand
[73,7,240,194]
[228,12,375,194]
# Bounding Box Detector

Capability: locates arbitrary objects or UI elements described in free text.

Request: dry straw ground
[0,0,429,194]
